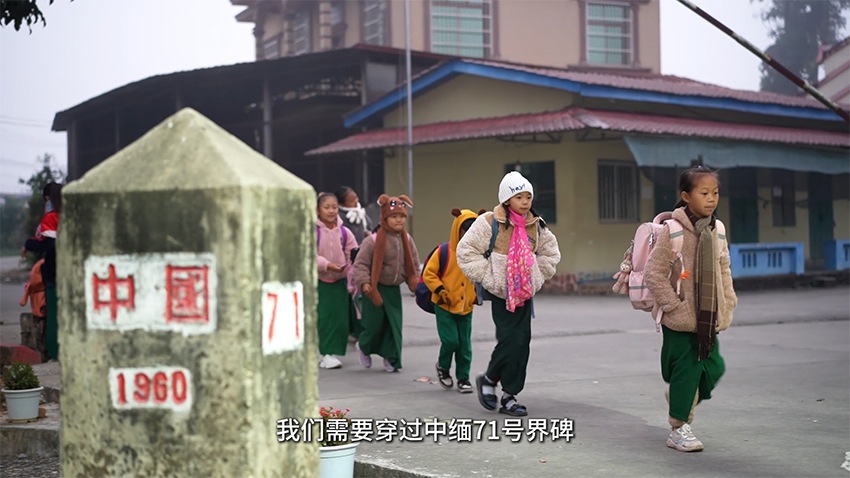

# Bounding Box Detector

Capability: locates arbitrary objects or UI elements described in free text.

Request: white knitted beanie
[498,171,534,204]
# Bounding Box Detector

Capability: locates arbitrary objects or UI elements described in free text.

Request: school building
[306,58,850,291]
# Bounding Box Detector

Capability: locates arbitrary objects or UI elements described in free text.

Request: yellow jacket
[422,209,480,316]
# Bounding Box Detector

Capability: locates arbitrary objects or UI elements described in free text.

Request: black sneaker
[435,363,453,389]
[499,395,528,417]
[457,379,473,394]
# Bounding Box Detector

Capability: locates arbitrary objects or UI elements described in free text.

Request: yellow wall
[757,186,812,252]
[384,75,573,127]
[835,199,850,240]
[384,135,653,278]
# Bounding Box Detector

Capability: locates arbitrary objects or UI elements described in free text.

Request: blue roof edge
[343,60,844,128]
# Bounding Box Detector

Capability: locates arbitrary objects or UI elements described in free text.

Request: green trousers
[485,296,532,396]
[348,299,362,339]
[359,284,404,369]
[46,286,58,361]
[661,326,725,422]
[317,280,351,356]
[435,307,472,381]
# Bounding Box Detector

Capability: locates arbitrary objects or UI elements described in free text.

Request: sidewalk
[1,282,848,477]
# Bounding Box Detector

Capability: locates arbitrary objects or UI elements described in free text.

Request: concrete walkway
[1,283,848,477]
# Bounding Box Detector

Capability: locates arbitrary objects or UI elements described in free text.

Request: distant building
[231,0,661,73]
[307,58,849,287]
[817,36,850,104]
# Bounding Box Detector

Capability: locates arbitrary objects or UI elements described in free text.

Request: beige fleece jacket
[644,207,738,333]
[456,207,561,300]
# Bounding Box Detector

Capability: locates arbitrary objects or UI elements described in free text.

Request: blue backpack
[414,242,450,314]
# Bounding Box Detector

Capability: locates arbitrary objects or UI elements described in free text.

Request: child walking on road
[316,192,359,369]
[457,171,560,416]
[644,166,737,452]
[352,194,420,372]
[422,208,481,393]
[21,181,62,361]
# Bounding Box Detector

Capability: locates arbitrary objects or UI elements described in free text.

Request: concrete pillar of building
[58,108,319,476]
[283,14,294,56]
[318,1,332,51]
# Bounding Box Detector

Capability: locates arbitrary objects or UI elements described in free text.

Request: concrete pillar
[318,1,332,51]
[283,14,294,56]
[58,108,319,476]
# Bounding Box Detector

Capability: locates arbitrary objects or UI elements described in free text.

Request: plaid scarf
[687,208,717,360]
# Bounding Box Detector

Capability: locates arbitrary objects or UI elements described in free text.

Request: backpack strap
[484,213,499,258]
[655,219,686,331]
[715,219,727,243]
[317,224,350,253]
[437,242,449,277]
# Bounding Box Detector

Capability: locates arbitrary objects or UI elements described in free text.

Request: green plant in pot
[1,362,43,422]
[318,406,358,478]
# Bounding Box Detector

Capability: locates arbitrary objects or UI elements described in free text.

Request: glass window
[294,9,311,55]
[262,37,280,60]
[598,160,639,222]
[362,0,388,46]
[586,2,632,66]
[430,0,492,58]
[505,162,557,224]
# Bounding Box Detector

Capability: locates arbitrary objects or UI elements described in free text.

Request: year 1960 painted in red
[109,366,193,413]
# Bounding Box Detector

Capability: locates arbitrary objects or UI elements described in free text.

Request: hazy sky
[0,0,841,194]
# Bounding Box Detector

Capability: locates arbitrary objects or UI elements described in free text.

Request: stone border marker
[59,108,319,477]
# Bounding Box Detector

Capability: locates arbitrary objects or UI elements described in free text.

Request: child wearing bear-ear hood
[352,194,421,373]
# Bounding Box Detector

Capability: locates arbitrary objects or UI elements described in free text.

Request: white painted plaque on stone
[109,366,193,413]
[261,281,305,355]
[84,253,217,335]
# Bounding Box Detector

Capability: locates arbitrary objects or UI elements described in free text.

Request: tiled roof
[465,59,825,109]
[307,108,850,155]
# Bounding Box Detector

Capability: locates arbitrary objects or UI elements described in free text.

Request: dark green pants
[317,280,350,356]
[485,297,532,396]
[661,326,725,422]
[46,286,58,361]
[348,299,362,339]
[359,284,403,369]
[435,307,472,381]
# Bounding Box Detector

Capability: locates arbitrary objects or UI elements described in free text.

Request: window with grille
[362,0,388,46]
[598,160,639,222]
[586,2,633,66]
[504,162,556,224]
[262,37,280,60]
[772,169,796,227]
[430,0,492,58]
[294,10,311,55]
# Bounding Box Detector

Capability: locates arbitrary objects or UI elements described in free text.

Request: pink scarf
[505,209,534,312]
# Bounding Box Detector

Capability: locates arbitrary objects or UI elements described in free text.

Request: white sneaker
[319,355,342,369]
[667,423,704,452]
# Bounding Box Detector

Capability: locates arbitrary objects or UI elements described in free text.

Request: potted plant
[318,406,358,478]
[1,361,43,422]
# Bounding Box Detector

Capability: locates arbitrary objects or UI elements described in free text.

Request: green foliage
[753,0,850,95]
[0,194,28,256]
[318,406,351,447]
[1,0,53,31]
[1,362,41,390]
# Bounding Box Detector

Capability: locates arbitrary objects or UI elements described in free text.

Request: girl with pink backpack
[644,166,737,452]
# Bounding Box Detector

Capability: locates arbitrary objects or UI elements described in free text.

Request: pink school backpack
[612,212,684,330]
[612,212,726,330]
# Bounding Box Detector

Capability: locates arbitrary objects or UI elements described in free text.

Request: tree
[0,195,28,256]
[19,154,66,251]
[754,0,850,95]
[0,0,72,32]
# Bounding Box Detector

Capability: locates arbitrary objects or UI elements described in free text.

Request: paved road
[316,287,850,478]
[1,282,847,477]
